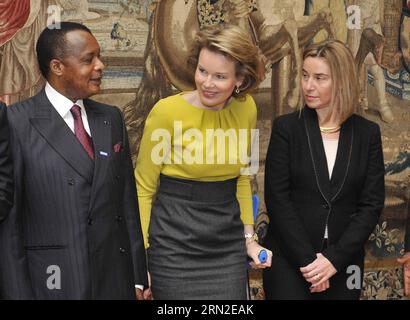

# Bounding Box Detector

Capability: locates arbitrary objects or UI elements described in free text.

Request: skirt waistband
[158,174,237,202]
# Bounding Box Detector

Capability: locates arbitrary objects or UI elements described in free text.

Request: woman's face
[194,48,243,109]
[301,56,333,112]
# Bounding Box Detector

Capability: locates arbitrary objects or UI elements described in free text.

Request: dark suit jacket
[0,102,13,221]
[264,106,385,272]
[0,90,147,299]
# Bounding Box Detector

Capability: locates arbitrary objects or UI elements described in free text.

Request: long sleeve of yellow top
[135,93,257,248]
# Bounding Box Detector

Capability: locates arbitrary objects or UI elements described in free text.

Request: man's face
[57,30,104,101]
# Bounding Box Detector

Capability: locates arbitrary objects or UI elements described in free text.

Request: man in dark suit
[0,22,147,299]
[0,101,13,221]
[398,203,410,298]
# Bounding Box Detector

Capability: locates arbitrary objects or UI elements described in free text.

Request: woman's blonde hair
[302,40,359,123]
[188,24,262,99]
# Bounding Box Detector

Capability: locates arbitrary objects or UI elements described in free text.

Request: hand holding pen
[246,241,273,269]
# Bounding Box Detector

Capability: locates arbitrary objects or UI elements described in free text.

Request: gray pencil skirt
[147,174,248,300]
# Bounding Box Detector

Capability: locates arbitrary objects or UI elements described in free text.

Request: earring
[235,86,240,94]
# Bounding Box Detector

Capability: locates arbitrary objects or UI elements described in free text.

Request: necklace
[319,126,341,133]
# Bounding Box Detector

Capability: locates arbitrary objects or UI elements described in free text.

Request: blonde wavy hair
[188,24,263,99]
[302,40,359,124]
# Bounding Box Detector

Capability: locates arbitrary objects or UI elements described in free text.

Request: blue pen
[258,249,267,263]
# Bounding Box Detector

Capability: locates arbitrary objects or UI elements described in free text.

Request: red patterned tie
[70,104,94,160]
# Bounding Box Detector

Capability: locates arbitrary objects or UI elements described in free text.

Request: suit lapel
[29,90,94,184]
[329,117,354,201]
[85,99,112,213]
[303,107,332,202]
[303,106,354,203]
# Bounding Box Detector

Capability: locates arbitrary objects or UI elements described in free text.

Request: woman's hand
[309,279,330,293]
[246,240,273,269]
[300,253,336,291]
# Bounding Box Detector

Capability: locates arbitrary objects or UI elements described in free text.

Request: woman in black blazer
[263,40,385,299]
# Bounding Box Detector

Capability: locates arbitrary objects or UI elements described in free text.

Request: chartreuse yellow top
[135,92,257,248]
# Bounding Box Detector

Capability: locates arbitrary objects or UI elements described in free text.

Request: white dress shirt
[45,82,92,136]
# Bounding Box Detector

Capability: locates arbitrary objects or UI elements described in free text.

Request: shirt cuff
[135,284,144,290]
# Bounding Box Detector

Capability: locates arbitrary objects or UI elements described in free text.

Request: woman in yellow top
[135,24,272,300]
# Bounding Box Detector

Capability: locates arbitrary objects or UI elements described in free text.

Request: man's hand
[135,286,152,300]
[143,287,152,300]
[135,288,144,300]
[397,252,410,298]
[300,253,337,292]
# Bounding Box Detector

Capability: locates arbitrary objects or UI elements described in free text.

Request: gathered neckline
[177,92,236,112]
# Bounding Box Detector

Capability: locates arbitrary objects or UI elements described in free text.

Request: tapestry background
[0,0,409,299]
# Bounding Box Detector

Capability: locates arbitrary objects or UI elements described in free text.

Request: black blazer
[0,90,147,299]
[264,106,385,272]
[0,102,13,221]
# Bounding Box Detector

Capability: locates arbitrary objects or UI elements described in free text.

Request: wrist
[244,232,258,245]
